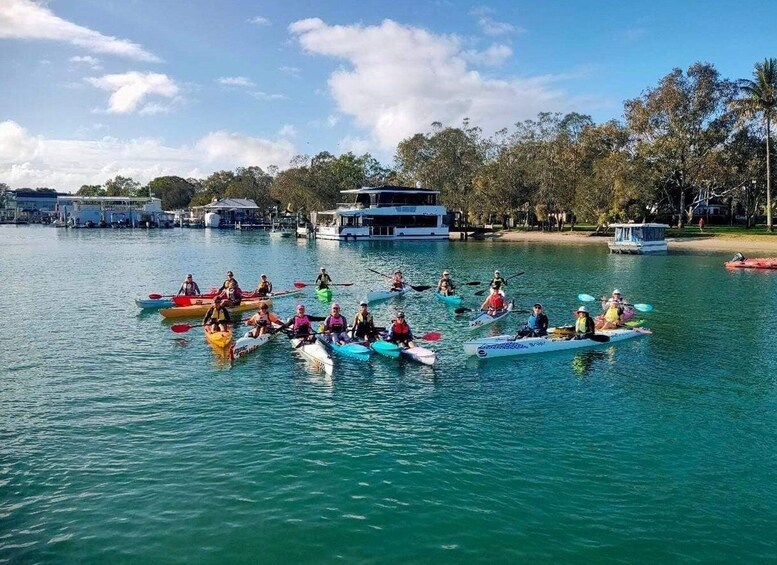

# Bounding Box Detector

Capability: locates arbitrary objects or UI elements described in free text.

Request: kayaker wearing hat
[255,274,273,297]
[219,271,239,292]
[282,304,315,343]
[246,302,281,338]
[323,303,349,345]
[386,311,415,348]
[177,273,201,296]
[390,270,405,291]
[516,303,549,338]
[351,301,377,343]
[437,270,456,296]
[480,287,506,315]
[203,295,231,332]
[315,267,332,290]
[218,278,243,307]
[489,270,507,295]
[574,306,595,340]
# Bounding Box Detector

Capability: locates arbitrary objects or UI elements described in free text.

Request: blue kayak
[434,292,462,307]
[135,297,174,309]
[370,340,401,359]
[317,335,371,360]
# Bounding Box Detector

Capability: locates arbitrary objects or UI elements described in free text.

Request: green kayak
[316,287,333,302]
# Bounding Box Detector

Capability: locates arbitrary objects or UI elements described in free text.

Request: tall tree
[732,58,777,232]
[104,175,141,197]
[76,184,106,197]
[146,176,196,209]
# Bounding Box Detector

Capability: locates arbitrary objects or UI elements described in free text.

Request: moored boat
[724,257,777,270]
[159,299,272,319]
[463,327,651,359]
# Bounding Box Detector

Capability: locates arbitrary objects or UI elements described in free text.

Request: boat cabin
[607,223,668,254]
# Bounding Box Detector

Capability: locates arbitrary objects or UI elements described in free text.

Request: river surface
[2,226,776,563]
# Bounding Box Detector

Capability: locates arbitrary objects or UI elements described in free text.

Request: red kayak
[725,257,777,270]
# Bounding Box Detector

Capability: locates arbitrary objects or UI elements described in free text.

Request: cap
[395,270,402,274]
[227,271,233,276]
[331,303,340,309]
[495,270,501,275]
[186,273,193,277]
[261,273,267,277]
[533,303,542,309]
[296,304,305,310]
[576,306,588,313]
[320,267,326,271]
[612,289,622,295]
[359,300,368,306]
[396,311,405,318]
[443,270,449,275]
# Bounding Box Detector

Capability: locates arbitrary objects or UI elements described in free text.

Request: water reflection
[571,350,609,377]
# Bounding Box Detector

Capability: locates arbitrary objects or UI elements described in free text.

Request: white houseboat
[311,185,449,241]
[608,223,668,254]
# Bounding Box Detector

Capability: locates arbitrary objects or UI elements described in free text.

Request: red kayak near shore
[725,257,777,270]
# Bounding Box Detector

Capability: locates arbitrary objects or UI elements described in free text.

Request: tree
[146,176,196,210]
[104,175,141,197]
[732,58,777,232]
[76,184,106,197]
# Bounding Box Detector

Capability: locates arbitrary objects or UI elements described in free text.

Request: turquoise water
[2,226,777,563]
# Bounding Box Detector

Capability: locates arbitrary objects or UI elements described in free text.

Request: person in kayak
[351,301,377,343]
[315,267,332,290]
[601,289,625,311]
[597,301,623,330]
[390,270,405,291]
[516,303,549,338]
[219,271,239,292]
[203,296,231,332]
[323,303,349,345]
[218,279,243,307]
[245,302,281,338]
[177,274,201,296]
[480,288,506,315]
[437,270,456,296]
[255,274,273,297]
[386,311,415,348]
[283,304,315,343]
[489,270,507,295]
[574,306,596,340]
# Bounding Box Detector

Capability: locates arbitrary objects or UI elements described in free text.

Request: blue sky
[1,0,775,191]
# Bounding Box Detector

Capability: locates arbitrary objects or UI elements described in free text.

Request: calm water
[2,226,777,563]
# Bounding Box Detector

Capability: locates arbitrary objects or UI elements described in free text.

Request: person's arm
[540,314,549,332]
[202,306,214,326]
[223,309,231,323]
[177,283,185,295]
[407,326,415,341]
[268,281,273,293]
[193,282,201,295]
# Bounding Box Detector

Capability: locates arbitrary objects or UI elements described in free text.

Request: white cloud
[278,124,297,138]
[327,115,340,128]
[289,18,582,150]
[462,44,512,66]
[248,16,271,26]
[70,55,102,69]
[0,120,298,190]
[478,17,523,36]
[338,135,371,155]
[279,65,301,78]
[0,0,160,62]
[249,91,287,101]
[85,72,179,114]
[217,76,255,87]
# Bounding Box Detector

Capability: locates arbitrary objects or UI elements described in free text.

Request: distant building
[190,198,262,228]
[0,189,67,223]
[57,196,172,228]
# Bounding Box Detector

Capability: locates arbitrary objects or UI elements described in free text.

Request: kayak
[173,288,302,307]
[159,299,272,319]
[370,340,401,359]
[463,327,651,359]
[204,324,233,348]
[316,287,333,302]
[229,329,277,361]
[400,346,437,366]
[290,337,334,375]
[468,301,514,329]
[317,335,371,360]
[594,316,644,329]
[725,257,777,270]
[135,297,174,309]
[434,292,463,307]
[366,284,411,304]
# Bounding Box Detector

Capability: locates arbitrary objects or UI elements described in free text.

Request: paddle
[367,268,431,292]
[148,293,173,299]
[589,334,610,343]
[474,271,524,296]
[420,331,442,341]
[171,320,241,333]
[293,281,354,288]
[465,281,481,286]
[578,293,653,312]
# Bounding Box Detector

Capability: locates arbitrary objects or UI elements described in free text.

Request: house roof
[195,198,259,210]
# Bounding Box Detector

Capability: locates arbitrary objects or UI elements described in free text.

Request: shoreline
[467,230,777,254]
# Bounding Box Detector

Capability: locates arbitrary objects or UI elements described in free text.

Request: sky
[1,0,775,192]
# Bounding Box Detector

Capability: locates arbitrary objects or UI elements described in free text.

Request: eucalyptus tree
[732,58,777,231]
[145,176,196,209]
[104,175,141,197]
[625,62,737,227]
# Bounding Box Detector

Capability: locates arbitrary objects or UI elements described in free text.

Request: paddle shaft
[474,271,524,296]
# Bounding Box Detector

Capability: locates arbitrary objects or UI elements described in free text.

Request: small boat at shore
[724,253,777,270]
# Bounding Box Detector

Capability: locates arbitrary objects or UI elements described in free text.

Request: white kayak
[290,337,334,375]
[463,327,651,359]
[366,284,411,304]
[230,330,275,362]
[400,346,437,366]
[468,301,514,329]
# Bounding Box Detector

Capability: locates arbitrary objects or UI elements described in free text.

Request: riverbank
[483,229,777,254]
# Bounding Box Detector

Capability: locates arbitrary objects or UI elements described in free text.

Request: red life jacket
[488,294,505,310]
[392,320,410,338]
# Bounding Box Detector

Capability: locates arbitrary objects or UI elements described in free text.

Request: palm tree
[735,58,777,232]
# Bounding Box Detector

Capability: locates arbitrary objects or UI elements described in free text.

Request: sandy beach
[468,230,777,254]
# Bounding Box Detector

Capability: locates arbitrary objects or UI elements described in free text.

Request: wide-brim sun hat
[359,301,368,306]
[576,306,588,313]
[612,289,622,295]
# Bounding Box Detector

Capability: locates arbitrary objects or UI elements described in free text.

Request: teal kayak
[316,287,333,302]
[317,335,371,360]
[434,292,462,307]
[370,340,400,359]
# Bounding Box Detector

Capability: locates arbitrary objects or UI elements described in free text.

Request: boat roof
[341,185,439,195]
[610,223,669,228]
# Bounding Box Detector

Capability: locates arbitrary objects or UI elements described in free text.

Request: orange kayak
[159,299,272,319]
[205,324,233,348]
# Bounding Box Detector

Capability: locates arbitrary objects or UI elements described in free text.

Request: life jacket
[490,276,506,290]
[392,277,404,289]
[604,306,620,323]
[316,274,331,288]
[257,280,271,295]
[439,279,451,294]
[325,314,347,333]
[488,294,505,310]
[391,320,410,340]
[182,281,198,295]
[250,311,272,327]
[293,314,311,334]
[353,312,374,336]
[209,306,229,322]
[576,315,594,335]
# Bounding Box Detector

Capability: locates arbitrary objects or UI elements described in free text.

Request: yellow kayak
[205,324,233,348]
[159,299,272,319]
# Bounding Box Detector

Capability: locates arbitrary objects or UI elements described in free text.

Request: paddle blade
[421,331,442,341]
[148,293,163,299]
[293,282,307,288]
[411,285,432,292]
[590,334,611,343]
[465,281,481,286]
[454,307,472,314]
[474,289,487,296]
[578,293,596,302]
[633,303,653,312]
[171,323,193,333]
[336,282,354,287]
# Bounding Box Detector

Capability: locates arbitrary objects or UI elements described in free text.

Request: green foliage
[104,175,141,197]
[146,176,196,210]
[76,184,106,197]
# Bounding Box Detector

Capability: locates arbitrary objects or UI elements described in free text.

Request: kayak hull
[173,289,301,307]
[400,346,437,365]
[434,292,462,307]
[230,330,275,361]
[463,328,651,359]
[725,258,777,270]
[468,301,514,329]
[160,299,272,319]
[205,325,233,348]
[366,285,411,304]
[135,297,174,309]
[317,336,371,360]
[316,288,333,302]
[371,340,401,358]
[290,337,334,375]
